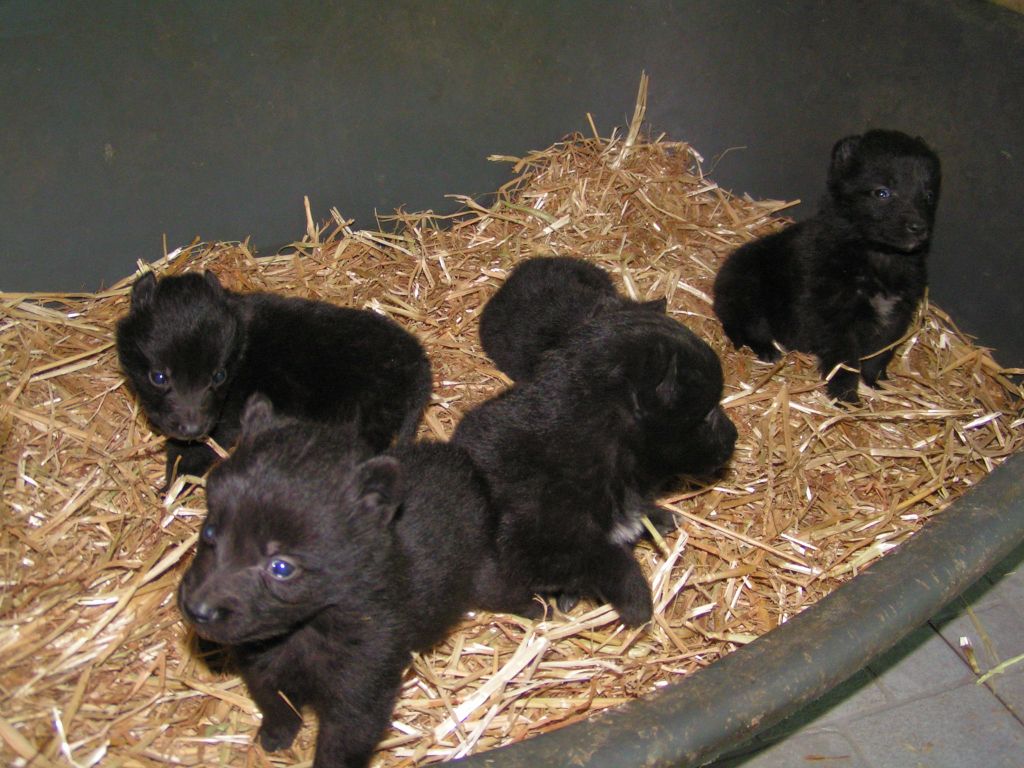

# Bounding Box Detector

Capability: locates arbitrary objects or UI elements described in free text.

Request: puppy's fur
[116,271,432,480]
[479,256,666,381]
[454,310,736,627]
[178,397,499,768]
[713,130,941,402]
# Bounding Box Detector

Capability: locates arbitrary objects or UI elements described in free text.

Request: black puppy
[178,396,499,768]
[479,256,665,381]
[454,310,737,627]
[116,271,432,480]
[713,129,941,402]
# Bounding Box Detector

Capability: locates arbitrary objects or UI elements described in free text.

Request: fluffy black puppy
[116,271,432,480]
[454,310,737,627]
[178,396,499,768]
[479,256,666,381]
[713,129,941,402]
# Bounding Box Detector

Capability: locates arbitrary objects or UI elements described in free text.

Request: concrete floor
[708,541,1024,768]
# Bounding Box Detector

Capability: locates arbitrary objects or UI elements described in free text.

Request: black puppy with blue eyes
[713,129,941,402]
[116,270,432,482]
[178,396,501,768]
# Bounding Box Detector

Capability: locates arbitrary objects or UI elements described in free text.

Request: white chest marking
[610,517,644,546]
[870,293,900,324]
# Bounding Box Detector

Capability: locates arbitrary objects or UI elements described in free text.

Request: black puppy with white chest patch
[479,255,665,381]
[116,271,432,481]
[713,130,941,402]
[178,397,499,768]
[454,310,737,627]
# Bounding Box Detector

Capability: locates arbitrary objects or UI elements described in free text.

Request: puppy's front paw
[613,587,653,628]
[825,371,860,404]
[642,504,679,536]
[556,592,580,613]
[164,441,216,487]
[608,570,653,627]
[257,719,301,752]
[860,362,889,388]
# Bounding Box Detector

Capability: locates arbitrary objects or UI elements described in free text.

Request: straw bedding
[3,97,1022,766]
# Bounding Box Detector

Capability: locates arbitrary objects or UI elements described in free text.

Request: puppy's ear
[202,271,224,294]
[630,348,679,418]
[130,272,158,312]
[353,456,401,526]
[240,394,276,438]
[654,351,679,406]
[827,135,863,196]
[830,135,862,170]
[589,292,619,318]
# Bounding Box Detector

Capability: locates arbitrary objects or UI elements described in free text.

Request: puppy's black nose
[184,598,222,624]
[905,221,927,236]
[175,419,205,439]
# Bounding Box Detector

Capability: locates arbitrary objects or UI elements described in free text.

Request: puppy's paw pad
[644,506,678,536]
[828,386,860,403]
[826,379,861,404]
[257,723,300,752]
[556,592,580,613]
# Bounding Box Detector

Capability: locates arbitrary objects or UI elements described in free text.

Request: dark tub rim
[450,450,1024,768]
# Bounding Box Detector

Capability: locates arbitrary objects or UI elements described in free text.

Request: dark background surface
[2,0,1022,364]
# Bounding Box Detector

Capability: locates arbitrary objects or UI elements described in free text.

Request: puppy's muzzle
[706,406,738,469]
[179,582,226,625]
[905,221,927,237]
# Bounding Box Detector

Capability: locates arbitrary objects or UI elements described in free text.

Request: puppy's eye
[210,368,227,387]
[200,523,216,544]
[149,370,170,387]
[872,187,891,200]
[923,190,935,204]
[267,558,298,580]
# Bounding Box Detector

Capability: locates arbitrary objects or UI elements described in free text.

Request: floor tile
[931,542,1024,623]
[755,669,890,742]
[929,597,1024,722]
[869,624,976,702]
[706,728,869,768]
[931,604,1024,673]
[978,541,1024,616]
[706,545,1024,768]
[845,682,1024,768]
[986,665,1024,721]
